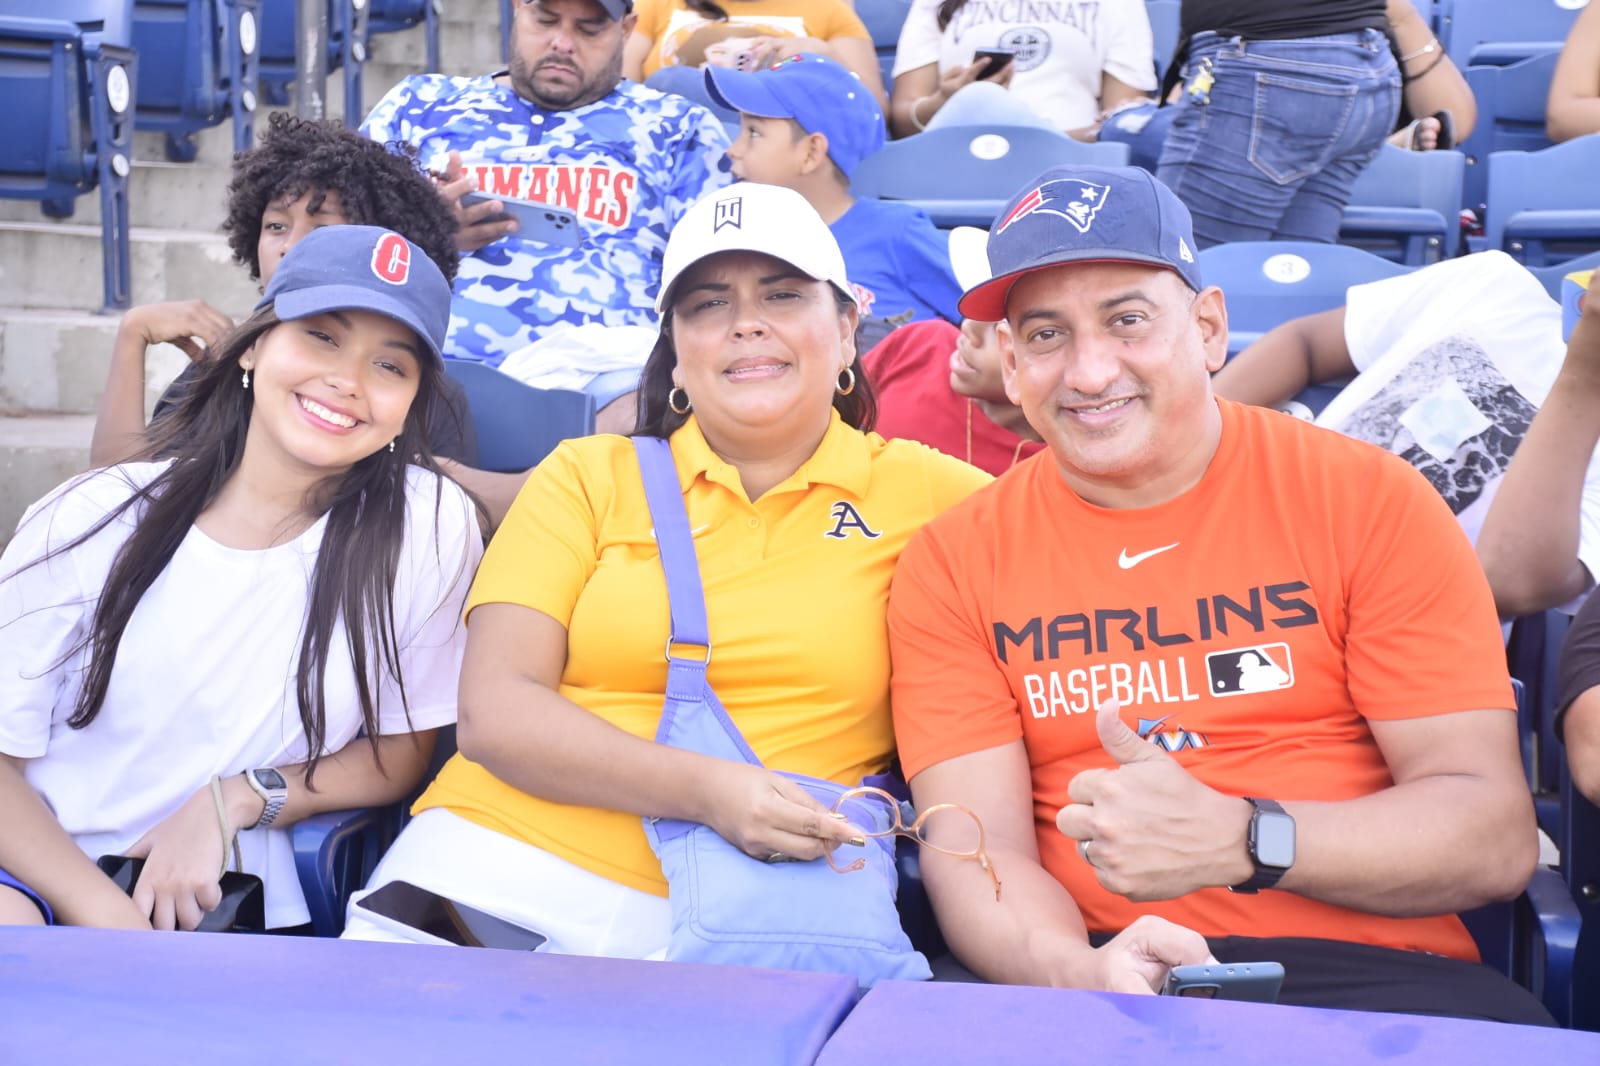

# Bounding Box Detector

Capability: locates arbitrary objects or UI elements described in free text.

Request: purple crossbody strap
[632,437,762,766]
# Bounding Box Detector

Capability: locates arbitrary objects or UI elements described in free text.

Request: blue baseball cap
[705,53,886,177]
[257,225,451,362]
[958,165,1202,322]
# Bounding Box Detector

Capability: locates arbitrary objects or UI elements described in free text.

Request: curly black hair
[221,112,460,282]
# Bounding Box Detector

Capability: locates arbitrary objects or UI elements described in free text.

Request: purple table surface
[814,979,1600,1065]
[0,926,857,1065]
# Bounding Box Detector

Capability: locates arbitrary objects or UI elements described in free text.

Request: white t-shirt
[1317,250,1600,599]
[0,463,483,928]
[891,0,1157,131]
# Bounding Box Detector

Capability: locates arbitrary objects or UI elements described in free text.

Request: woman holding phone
[0,227,481,932]
[888,0,1158,138]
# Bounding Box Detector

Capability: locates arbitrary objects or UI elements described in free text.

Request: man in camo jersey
[362,0,732,431]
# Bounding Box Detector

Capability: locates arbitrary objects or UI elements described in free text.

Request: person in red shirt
[887,164,1549,1022]
[864,229,1043,476]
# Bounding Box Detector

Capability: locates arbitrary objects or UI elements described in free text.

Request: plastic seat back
[444,360,598,473]
[851,126,1130,230]
[1342,145,1465,263]
[1486,134,1600,266]
[1440,0,1582,66]
[1198,241,1412,357]
[1460,50,1559,218]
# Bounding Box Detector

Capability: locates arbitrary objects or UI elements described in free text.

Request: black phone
[1161,962,1285,1003]
[973,48,1016,80]
[461,191,581,248]
[355,879,549,950]
[95,855,265,933]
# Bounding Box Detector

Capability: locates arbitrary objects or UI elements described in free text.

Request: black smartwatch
[1229,797,1296,894]
[244,767,289,829]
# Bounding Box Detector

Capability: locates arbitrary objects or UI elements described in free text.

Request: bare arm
[1566,688,1600,805]
[1059,703,1535,917]
[888,61,994,138]
[912,741,1211,992]
[1548,0,1600,143]
[1477,272,1600,617]
[0,754,151,928]
[90,302,234,467]
[455,603,859,859]
[1210,307,1355,407]
[1387,0,1476,139]
[623,30,653,82]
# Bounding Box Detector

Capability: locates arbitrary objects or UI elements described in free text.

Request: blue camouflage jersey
[362,74,733,366]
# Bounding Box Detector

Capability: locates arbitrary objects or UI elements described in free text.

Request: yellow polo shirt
[416,413,991,895]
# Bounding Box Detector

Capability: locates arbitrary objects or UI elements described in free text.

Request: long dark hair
[26,306,446,786]
[634,286,877,439]
[684,0,729,20]
[935,0,969,30]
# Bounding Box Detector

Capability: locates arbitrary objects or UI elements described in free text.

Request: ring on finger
[1078,839,1094,867]
[766,851,792,864]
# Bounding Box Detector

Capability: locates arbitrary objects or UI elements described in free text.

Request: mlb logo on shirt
[1206,644,1294,697]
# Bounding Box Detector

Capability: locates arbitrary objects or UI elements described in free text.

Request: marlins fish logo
[996,178,1111,235]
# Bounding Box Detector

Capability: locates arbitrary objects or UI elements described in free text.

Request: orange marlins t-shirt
[887,399,1514,961]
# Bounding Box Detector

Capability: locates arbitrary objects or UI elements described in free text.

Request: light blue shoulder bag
[632,436,931,988]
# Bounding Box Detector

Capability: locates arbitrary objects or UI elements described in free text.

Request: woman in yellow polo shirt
[341,183,990,955]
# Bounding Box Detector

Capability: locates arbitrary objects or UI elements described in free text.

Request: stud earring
[388,440,397,454]
[241,367,251,390]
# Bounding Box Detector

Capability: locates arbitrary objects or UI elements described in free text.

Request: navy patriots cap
[958,165,1202,322]
[258,225,451,363]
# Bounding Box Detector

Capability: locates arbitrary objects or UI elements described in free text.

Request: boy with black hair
[706,54,962,347]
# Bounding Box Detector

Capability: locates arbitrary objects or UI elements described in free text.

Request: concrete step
[0,221,260,315]
[0,308,190,417]
[0,414,94,541]
[0,159,234,231]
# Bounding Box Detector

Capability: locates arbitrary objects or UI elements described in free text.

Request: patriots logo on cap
[713,196,743,233]
[997,179,1111,235]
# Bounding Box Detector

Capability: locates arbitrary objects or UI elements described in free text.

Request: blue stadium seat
[132,0,259,162]
[1438,0,1582,66]
[444,360,597,472]
[850,126,1130,230]
[1459,50,1559,222]
[1558,767,1600,1030]
[291,806,398,936]
[857,0,911,92]
[1340,145,1465,264]
[500,0,512,63]
[1486,134,1600,267]
[369,0,439,75]
[257,0,367,125]
[0,0,137,309]
[1531,250,1600,299]
[1197,241,1412,357]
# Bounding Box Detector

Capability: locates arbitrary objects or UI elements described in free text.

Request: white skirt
[340,807,672,959]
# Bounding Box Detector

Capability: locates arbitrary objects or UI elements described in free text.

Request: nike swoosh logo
[1118,542,1180,569]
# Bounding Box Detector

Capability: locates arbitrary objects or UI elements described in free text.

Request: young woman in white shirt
[0,225,482,932]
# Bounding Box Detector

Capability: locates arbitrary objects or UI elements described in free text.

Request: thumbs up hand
[1055,700,1255,901]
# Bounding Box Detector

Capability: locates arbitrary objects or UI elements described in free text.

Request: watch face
[1254,811,1296,869]
[254,768,288,791]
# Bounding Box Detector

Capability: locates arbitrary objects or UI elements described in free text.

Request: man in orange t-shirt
[887,164,1550,1022]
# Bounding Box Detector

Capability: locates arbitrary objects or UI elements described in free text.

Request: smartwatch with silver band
[1229,797,1296,894]
[243,767,289,829]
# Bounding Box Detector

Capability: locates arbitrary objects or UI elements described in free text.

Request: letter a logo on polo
[372,232,411,285]
[824,501,881,540]
[713,196,742,233]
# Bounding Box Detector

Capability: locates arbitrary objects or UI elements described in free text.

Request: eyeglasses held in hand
[826,786,1002,902]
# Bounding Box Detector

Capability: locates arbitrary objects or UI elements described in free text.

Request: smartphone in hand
[1161,962,1285,1003]
[461,192,581,249]
[973,48,1016,80]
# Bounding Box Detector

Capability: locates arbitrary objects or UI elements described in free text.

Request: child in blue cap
[0,226,482,933]
[707,53,963,347]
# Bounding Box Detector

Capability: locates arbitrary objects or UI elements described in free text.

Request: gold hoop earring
[836,367,856,397]
[241,367,251,390]
[668,386,692,415]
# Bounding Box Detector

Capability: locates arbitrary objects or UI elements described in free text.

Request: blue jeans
[1155,29,1400,247]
